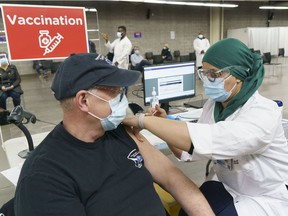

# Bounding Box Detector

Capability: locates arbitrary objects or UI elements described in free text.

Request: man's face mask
[87,89,128,131]
[198,34,204,39]
[116,32,122,39]
[0,58,9,67]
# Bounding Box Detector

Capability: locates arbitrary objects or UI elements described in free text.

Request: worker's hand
[1,86,7,91]
[101,32,109,42]
[148,105,167,118]
[114,61,119,67]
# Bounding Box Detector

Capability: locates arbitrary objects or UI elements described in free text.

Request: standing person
[161,43,173,62]
[0,55,23,110]
[130,46,151,71]
[101,25,132,69]
[123,38,288,215]
[193,32,210,70]
[14,53,214,216]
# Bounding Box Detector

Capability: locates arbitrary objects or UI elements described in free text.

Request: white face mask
[0,58,8,67]
[134,50,140,55]
[198,34,204,39]
[116,32,122,39]
[87,91,128,131]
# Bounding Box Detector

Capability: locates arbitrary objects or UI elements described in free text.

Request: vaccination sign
[1,4,89,61]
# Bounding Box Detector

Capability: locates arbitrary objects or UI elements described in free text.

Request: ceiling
[0,0,287,7]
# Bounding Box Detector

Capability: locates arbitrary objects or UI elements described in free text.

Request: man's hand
[114,62,119,67]
[101,32,109,42]
[1,86,7,91]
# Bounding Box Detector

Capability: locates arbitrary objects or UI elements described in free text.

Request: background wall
[0,1,288,75]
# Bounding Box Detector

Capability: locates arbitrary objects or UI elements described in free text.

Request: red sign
[1,4,89,61]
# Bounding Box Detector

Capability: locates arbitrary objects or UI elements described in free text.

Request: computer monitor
[143,62,195,112]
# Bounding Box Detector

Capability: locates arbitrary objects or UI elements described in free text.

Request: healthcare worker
[101,25,132,70]
[193,32,210,70]
[123,38,288,215]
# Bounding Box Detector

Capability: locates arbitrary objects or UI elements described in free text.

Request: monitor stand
[160,102,170,114]
[184,99,208,109]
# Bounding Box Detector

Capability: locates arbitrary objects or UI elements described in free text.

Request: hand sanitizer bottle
[150,87,159,108]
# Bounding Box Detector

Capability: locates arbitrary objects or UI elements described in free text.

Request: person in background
[14,53,214,216]
[130,46,151,71]
[123,38,288,215]
[0,55,23,110]
[88,40,96,53]
[101,25,132,69]
[193,32,210,70]
[161,43,173,62]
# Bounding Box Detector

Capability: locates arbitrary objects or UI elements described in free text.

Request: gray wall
[0,1,288,75]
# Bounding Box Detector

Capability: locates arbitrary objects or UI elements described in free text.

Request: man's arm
[126,127,214,216]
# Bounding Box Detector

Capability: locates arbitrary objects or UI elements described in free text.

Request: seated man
[130,46,151,71]
[0,55,23,111]
[14,53,214,216]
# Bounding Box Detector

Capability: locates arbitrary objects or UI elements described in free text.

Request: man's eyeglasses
[92,86,125,102]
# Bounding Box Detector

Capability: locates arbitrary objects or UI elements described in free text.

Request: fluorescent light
[85,8,97,12]
[120,0,238,8]
[259,6,288,10]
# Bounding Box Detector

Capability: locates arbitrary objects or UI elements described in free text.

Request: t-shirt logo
[127,149,143,168]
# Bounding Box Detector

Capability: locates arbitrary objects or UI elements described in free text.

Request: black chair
[262,52,272,64]
[189,52,196,61]
[173,50,180,62]
[153,55,164,65]
[145,52,154,64]
[278,48,285,57]
[278,48,286,64]
[51,61,62,74]
[180,55,190,62]
[262,52,281,76]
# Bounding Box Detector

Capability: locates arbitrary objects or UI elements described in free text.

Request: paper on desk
[1,163,23,186]
[176,108,203,120]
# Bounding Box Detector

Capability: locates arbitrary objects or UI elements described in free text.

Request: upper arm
[126,128,181,185]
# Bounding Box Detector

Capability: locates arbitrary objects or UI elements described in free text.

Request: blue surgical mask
[203,75,236,102]
[88,92,128,131]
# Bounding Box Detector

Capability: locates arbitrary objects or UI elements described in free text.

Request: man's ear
[75,90,89,112]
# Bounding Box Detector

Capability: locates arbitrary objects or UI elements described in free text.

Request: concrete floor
[1,59,288,208]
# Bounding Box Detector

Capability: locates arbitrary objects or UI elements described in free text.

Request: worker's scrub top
[105,36,132,70]
[187,91,288,215]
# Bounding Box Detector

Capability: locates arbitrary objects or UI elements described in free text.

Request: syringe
[43,33,64,56]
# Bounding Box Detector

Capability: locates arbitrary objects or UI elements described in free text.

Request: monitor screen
[143,62,195,106]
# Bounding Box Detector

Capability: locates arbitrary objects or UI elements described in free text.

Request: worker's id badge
[216,159,233,170]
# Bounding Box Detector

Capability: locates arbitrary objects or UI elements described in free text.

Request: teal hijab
[202,38,264,122]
